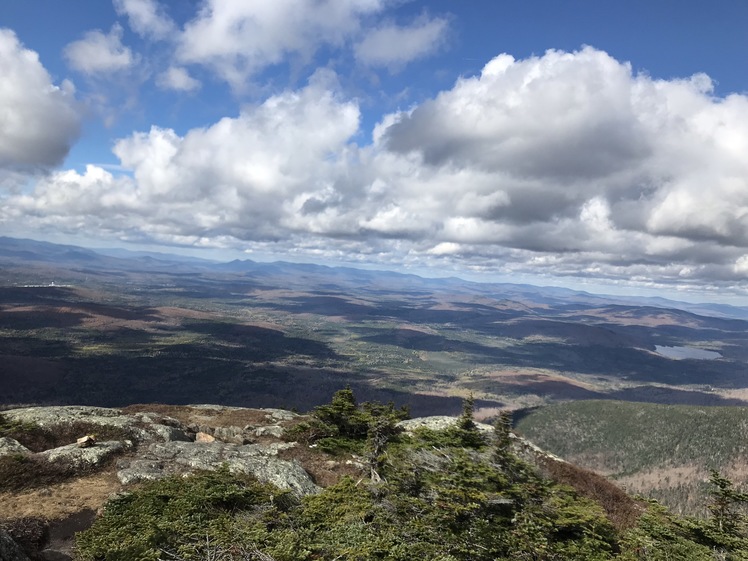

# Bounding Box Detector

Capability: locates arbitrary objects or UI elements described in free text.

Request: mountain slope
[515,400,748,514]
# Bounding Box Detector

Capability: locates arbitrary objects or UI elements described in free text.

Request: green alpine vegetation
[515,400,748,514]
[73,391,748,561]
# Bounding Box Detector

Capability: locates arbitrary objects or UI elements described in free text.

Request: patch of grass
[0,414,132,491]
[1,419,135,453]
[0,455,79,492]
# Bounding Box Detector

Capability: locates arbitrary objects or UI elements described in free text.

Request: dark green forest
[516,400,748,515]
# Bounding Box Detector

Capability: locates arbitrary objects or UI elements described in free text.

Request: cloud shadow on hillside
[184,321,340,361]
[354,326,745,388]
[259,293,526,326]
[0,357,498,417]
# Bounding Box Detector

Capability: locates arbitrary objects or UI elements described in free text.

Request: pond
[655,345,722,360]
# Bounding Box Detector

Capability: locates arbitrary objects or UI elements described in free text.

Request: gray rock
[0,437,30,457]
[145,440,296,470]
[253,425,284,438]
[39,550,71,561]
[212,426,252,444]
[133,413,192,441]
[1,406,203,445]
[39,440,125,468]
[2,406,132,430]
[188,404,247,412]
[190,425,253,444]
[244,457,319,496]
[0,528,30,561]
[116,440,318,496]
[116,460,164,485]
[261,408,299,422]
[397,416,494,434]
[509,433,567,465]
[147,423,192,443]
[2,406,152,443]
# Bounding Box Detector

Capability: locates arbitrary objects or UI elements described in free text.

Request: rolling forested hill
[2,237,748,416]
[515,400,748,515]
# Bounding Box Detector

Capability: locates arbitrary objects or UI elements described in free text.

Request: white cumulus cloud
[371,47,748,283]
[157,66,201,92]
[6,47,748,292]
[64,24,135,74]
[0,29,81,170]
[176,0,386,88]
[114,0,175,40]
[355,15,449,68]
[6,72,360,243]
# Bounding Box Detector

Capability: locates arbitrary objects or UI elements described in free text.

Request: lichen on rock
[116,440,319,496]
[0,438,31,458]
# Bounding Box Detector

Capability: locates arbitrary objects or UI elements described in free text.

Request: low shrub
[76,467,289,561]
[0,516,49,557]
[0,455,78,492]
[281,419,335,445]
[2,420,135,453]
[540,457,644,531]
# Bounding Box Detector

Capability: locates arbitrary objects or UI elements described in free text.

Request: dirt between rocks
[0,471,120,521]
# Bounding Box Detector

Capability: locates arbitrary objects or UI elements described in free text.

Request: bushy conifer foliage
[74,392,748,561]
[283,387,408,458]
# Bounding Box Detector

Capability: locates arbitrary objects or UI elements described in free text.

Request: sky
[2,1,748,303]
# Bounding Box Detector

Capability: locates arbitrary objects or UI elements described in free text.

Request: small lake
[655,345,722,360]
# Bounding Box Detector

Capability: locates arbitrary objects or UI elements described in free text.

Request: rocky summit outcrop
[39,441,128,469]
[1,404,319,495]
[2,406,190,444]
[116,440,319,496]
[2,407,137,432]
[0,404,326,560]
[1,404,573,561]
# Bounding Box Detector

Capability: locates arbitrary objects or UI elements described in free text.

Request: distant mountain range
[2,235,747,320]
[1,233,748,413]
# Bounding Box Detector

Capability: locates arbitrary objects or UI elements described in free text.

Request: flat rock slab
[2,407,193,444]
[2,407,132,430]
[397,416,494,434]
[254,426,284,438]
[261,408,299,422]
[204,425,252,444]
[39,441,125,468]
[116,440,319,496]
[144,423,192,443]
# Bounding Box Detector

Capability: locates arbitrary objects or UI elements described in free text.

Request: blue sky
[2,1,748,302]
